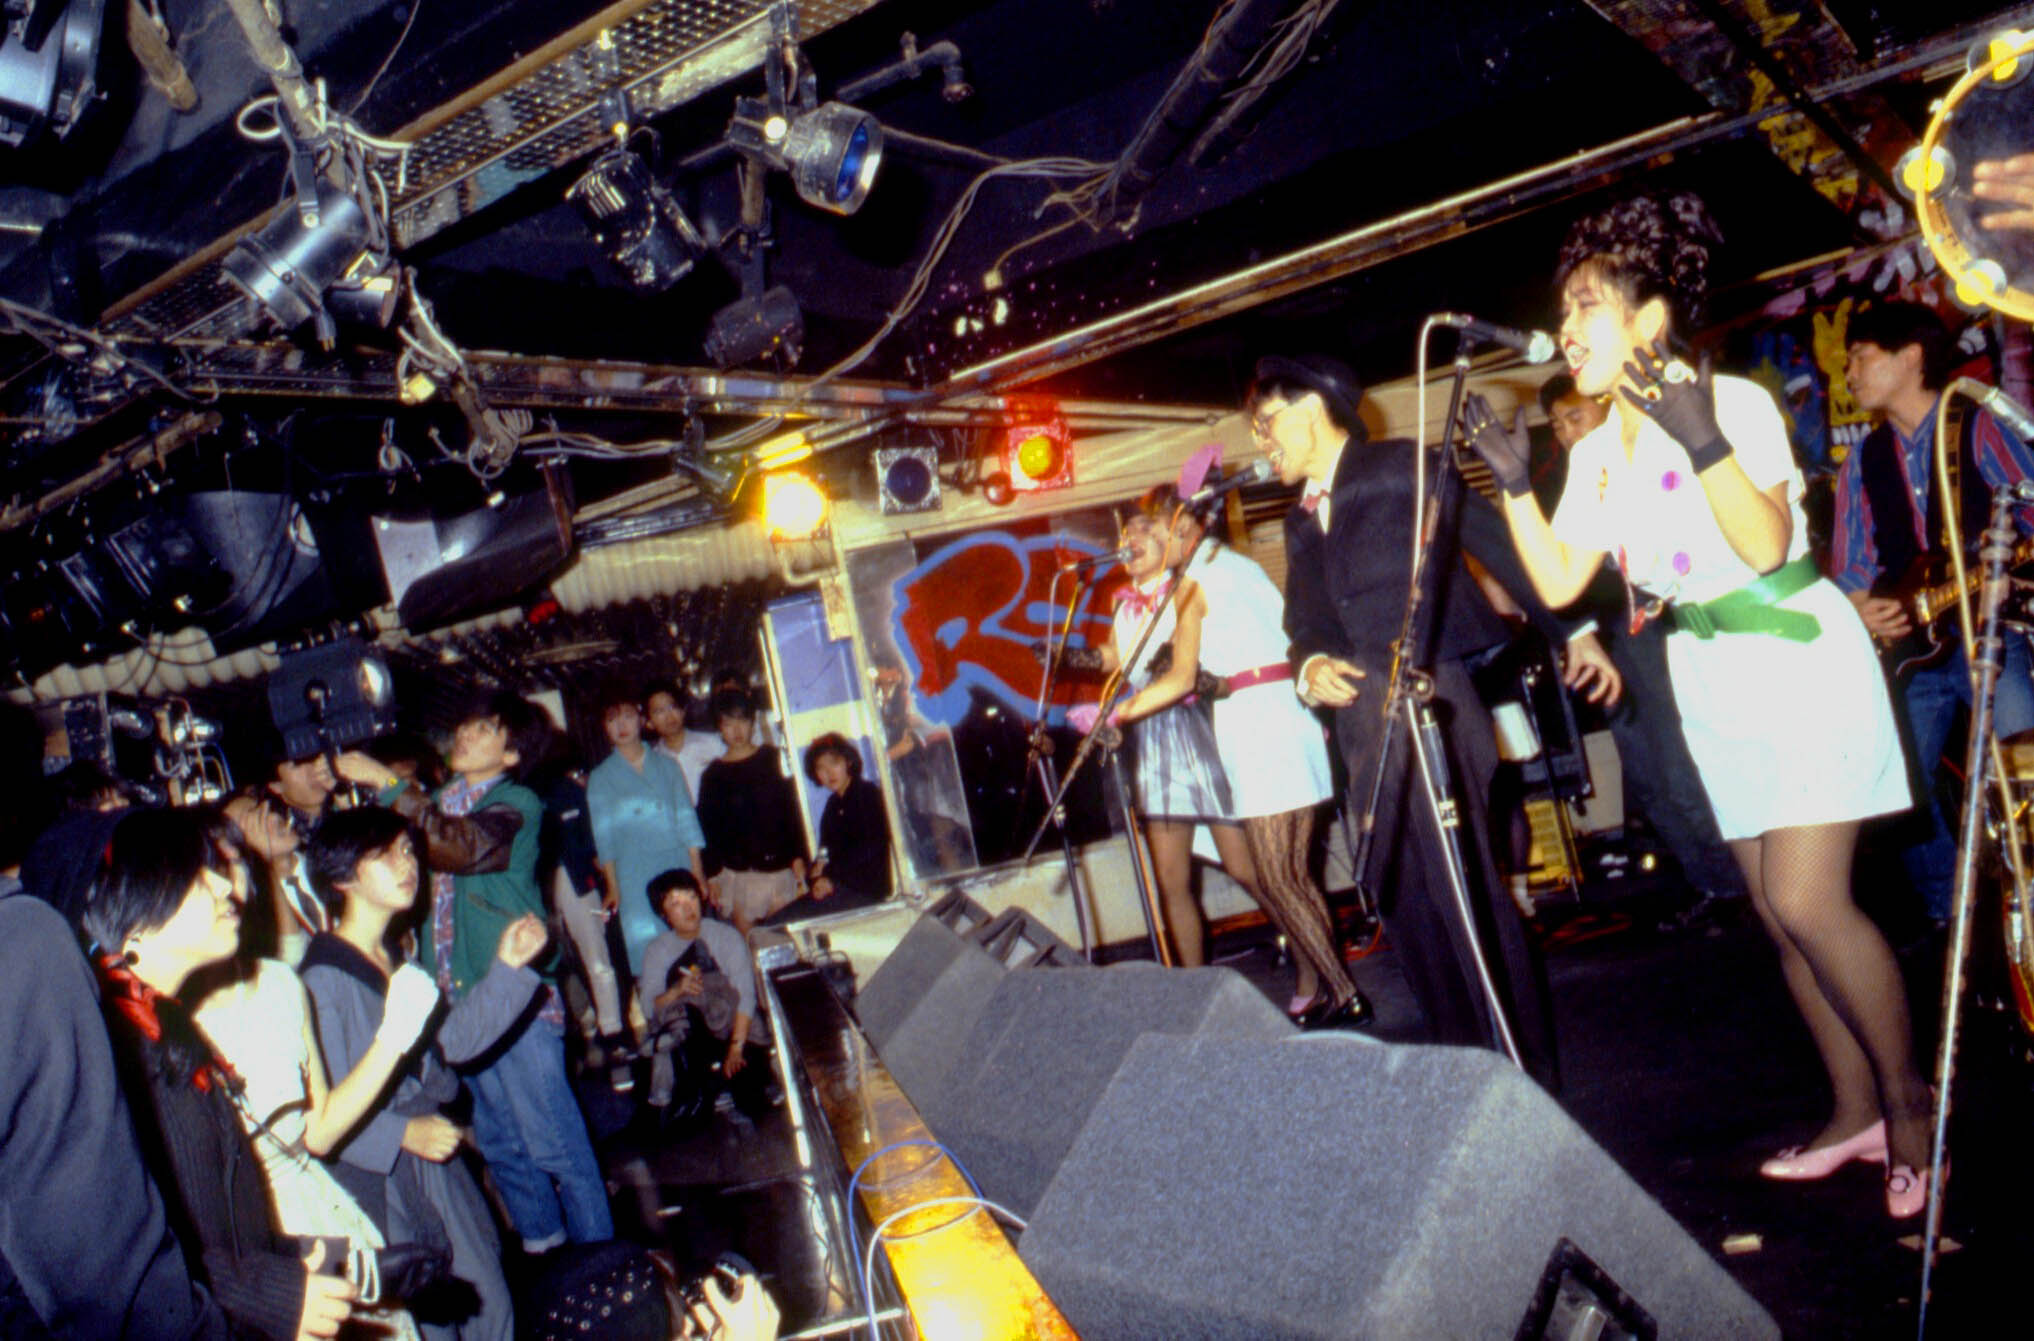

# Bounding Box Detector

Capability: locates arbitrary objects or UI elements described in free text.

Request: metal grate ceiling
[106,0,886,341]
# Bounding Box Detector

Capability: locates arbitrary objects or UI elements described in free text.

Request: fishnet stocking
[1733,822,1932,1169]
[1242,808,1358,1009]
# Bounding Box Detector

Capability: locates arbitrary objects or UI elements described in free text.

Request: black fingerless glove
[1620,340,1732,472]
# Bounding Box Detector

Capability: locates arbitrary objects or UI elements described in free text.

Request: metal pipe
[836,35,969,105]
[222,0,322,141]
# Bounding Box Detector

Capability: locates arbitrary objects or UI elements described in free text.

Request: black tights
[1732,821,1931,1167]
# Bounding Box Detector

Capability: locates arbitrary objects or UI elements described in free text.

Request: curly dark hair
[1556,193,1724,331]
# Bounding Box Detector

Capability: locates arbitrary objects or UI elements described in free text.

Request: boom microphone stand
[1917,484,2021,1333]
[1348,327,1524,1068]
[1023,565,1100,963]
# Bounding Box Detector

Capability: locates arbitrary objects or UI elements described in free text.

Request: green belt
[1671,555,1823,642]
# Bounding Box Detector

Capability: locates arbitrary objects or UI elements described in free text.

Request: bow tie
[1299,483,1330,515]
[1116,578,1173,617]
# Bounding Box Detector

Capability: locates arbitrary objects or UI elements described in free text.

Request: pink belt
[1226,662,1293,693]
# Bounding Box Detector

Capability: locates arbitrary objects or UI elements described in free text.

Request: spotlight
[0,0,103,147]
[875,446,941,514]
[726,98,884,215]
[266,638,397,761]
[223,185,391,348]
[705,284,804,368]
[762,471,829,540]
[567,144,705,291]
[1001,413,1074,493]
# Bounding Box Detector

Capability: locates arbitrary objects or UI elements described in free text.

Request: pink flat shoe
[1884,1162,1940,1219]
[1758,1120,1888,1180]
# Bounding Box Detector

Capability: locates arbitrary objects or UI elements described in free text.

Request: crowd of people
[0,678,871,1339]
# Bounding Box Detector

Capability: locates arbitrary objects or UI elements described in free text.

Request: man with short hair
[335,692,614,1254]
[1252,354,1617,1086]
[644,679,723,805]
[637,869,769,1122]
[1830,300,2034,921]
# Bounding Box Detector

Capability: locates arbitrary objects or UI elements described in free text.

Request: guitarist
[1829,300,2034,924]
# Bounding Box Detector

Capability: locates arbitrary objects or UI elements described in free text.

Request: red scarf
[97,953,242,1094]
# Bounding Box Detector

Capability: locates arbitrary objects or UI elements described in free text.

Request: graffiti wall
[849,508,1134,869]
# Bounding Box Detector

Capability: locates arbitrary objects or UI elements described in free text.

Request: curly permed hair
[1556,193,1724,331]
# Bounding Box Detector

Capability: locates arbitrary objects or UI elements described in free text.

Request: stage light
[762,471,829,540]
[875,446,941,514]
[705,284,804,367]
[0,0,103,147]
[567,143,706,291]
[725,98,884,215]
[783,102,883,214]
[1001,414,1074,493]
[266,638,397,761]
[223,185,390,348]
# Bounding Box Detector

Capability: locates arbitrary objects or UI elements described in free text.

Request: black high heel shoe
[1300,991,1374,1031]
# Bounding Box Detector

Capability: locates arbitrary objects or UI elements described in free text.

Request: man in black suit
[1251,355,1619,1087]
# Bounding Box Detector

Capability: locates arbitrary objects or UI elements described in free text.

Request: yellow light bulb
[763,472,828,539]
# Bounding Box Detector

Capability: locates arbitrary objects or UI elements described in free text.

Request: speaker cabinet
[1020,1034,1776,1340]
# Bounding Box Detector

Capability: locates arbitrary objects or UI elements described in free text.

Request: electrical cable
[857,1195,1028,1341]
[844,1138,983,1264]
[348,0,424,117]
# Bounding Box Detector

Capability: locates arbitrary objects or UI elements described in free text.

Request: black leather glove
[1620,340,1731,472]
[1030,639,1105,671]
[1462,392,1533,498]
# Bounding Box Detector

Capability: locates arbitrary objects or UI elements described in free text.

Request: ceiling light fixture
[567,140,706,291]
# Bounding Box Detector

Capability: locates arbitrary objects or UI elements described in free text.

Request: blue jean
[466,1017,613,1249]
[1900,631,2034,919]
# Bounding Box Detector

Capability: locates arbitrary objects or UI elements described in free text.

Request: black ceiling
[0,0,2028,679]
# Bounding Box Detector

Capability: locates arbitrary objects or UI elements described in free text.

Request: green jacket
[401,775,550,999]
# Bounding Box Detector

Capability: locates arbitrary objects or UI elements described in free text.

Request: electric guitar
[1874,538,2034,678]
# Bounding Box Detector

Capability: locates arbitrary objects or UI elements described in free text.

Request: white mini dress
[1551,374,1910,841]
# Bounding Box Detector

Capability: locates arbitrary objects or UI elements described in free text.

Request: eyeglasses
[1249,400,1299,442]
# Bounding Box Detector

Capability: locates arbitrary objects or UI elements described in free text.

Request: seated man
[638,870,770,1123]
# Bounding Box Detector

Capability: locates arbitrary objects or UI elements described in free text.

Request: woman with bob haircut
[797,733,893,914]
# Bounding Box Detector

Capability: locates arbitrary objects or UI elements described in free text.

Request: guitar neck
[1912,538,2034,626]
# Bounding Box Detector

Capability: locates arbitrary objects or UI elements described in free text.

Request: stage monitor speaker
[925,964,1290,1218]
[963,905,1083,968]
[854,914,1008,1107]
[1020,1034,1777,1340]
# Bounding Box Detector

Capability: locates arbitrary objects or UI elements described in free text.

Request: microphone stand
[1348,330,1525,1069]
[1917,485,2019,1333]
[1022,565,1099,963]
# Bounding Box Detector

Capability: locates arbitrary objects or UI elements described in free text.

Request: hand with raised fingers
[1620,340,1731,472]
[1462,392,1533,498]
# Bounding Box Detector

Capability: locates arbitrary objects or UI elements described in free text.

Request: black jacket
[0,890,229,1339]
[106,991,306,1340]
[1284,437,1576,672]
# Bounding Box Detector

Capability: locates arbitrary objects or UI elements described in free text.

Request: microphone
[1185,458,1274,506]
[1063,545,1135,571]
[1955,377,2034,443]
[1434,312,1560,365]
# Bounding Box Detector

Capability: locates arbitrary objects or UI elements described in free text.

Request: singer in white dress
[1465,191,1932,1219]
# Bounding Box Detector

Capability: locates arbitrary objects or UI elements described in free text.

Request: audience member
[645,678,723,806]
[696,687,809,936]
[76,807,358,1341]
[789,735,892,919]
[588,684,707,973]
[335,693,615,1255]
[302,805,546,1341]
[637,870,770,1123]
[1,852,230,1338]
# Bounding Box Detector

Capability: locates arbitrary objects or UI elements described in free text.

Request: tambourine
[1899,29,2034,321]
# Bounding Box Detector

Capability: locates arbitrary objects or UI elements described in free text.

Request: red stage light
[1001,413,1074,492]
